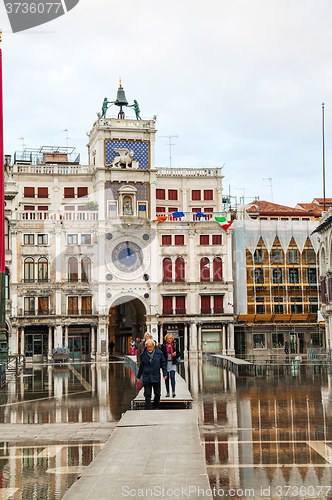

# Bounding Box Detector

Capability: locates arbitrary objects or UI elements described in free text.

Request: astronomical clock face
[112,241,143,273]
[106,236,150,280]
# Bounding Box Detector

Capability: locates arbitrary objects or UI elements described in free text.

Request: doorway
[25,332,48,363]
[68,336,90,361]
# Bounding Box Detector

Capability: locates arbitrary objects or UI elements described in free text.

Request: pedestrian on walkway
[137,333,152,366]
[284,339,289,355]
[161,334,180,398]
[130,339,136,355]
[137,339,167,410]
[109,340,115,357]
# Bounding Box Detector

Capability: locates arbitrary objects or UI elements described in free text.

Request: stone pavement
[0,422,116,444]
[63,409,212,500]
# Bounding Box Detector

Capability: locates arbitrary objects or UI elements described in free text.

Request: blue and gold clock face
[112,241,143,273]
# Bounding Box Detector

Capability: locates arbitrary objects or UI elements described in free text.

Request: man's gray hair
[145,339,156,346]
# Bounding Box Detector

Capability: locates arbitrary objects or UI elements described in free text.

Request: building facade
[233,200,323,356]
[4,109,235,362]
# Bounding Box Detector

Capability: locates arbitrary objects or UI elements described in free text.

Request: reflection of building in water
[233,201,324,356]
[2,364,136,424]
[4,84,235,362]
[196,361,332,493]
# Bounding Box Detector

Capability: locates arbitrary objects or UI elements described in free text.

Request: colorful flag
[195,212,207,218]
[152,216,167,222]
[172,211,184,218]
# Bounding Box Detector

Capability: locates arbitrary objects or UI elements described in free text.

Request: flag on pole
[215,216,233,231]
[152,216,167,222]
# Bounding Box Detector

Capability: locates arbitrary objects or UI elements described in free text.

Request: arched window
[38,258,48,282]
[68,257,78,282]
[81,257,91,282]
[162,258,172,282]
[200,257,210,282]
[24,258,34,282]
[175,258,185,282]
[213,257,223,281]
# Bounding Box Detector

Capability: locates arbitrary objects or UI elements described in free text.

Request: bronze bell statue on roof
[114,79,128,119]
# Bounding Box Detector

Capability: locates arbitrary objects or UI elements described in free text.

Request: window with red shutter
[212,235,222,245]
[38,187,48,198]
[192,207,201,213]
[78,187,88,198]
[201,295,211,314]
[168,207,177,212]
[156,207,166,213]
[175,296,185,314]
[162,235,172,246]
[24,205,35,211]
[192,190,201,201]
[168,189,178,200]
[162,258,172,282]
[24,187,35,198]
[213,257,223,281]
[38,206,48,211]
[156,189,166,200]
[175,258,185,282]
[200,258,210,282]
[163,296,173,314]
[200,235,209,245]
[204,190,213,200]
[175,235,184,245]
[214,295,224,313]
[64,187,75,198]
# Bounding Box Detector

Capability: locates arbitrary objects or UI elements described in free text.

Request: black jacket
[137,348,167,383]
[161,342,180,366]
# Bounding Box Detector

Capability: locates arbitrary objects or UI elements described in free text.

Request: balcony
[200,307,224,315]
[23,278,49,283]
[67,309,93,316]
[155,211,231,223]
[16,210,98,221]
[68,277,91,283]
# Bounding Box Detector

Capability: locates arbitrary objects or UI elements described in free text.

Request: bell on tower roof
[114,78,128,119]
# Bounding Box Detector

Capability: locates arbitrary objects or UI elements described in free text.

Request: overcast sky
[1,0,332,207]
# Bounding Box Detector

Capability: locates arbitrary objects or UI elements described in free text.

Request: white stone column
[91,326,96,360]
[48,326,53,360]
[197,323,202,357]
[189,322,197,358]
[222,324,227,355]
[20,327,25,356]
[9,325,18,356]
[159,323,163,345]
[97,322,107,361]
[150,180,156,220]
[184,323,188,360]
[227,323,235,356]
[64,325,68,348]
[54,325,62,349]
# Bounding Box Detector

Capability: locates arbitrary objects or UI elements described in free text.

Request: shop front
[163,324,184,355]
[25,326,48,363]
[202,324,222,353]
[67,326,91,361]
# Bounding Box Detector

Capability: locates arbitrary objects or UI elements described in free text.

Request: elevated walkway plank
[63,409,212,500]
[132,372,193,409]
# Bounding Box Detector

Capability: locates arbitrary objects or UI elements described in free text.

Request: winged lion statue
[112,149,134,168]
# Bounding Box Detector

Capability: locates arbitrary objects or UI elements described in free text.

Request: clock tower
[87,84,158,357]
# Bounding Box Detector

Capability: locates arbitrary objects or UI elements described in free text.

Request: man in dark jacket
[137,339,167,410]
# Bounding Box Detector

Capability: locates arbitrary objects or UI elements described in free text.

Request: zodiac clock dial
[112,241,143,273]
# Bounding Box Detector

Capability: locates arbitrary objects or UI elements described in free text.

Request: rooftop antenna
[322,103,326,211]
[18,137,26,151]
[63,129,70,149]
[159,135,178,168]
[263,177,273,202]
[235,187,245,205]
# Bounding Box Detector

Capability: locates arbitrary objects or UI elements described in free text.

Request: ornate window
[175,258,185,282]
[68,258,78,282]
[81,258,91,282]
[24,258,34,282]
[162,258,172,282]
[213,257,223,281]
[38,258,48,282]
[200,258,210,282]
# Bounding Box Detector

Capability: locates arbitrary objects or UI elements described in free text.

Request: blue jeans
[165,370,176,393]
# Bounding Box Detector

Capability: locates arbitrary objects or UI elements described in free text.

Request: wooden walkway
[63,410,212,500]
[132,372,193,409]
[212,354,254,375]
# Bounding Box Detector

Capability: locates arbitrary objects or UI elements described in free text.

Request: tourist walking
[130,339,136,355]
[137,333,152,366]
[161,334,180,397]
[137,339,167,410]
[284,339,289,355]
[109,340,115,357]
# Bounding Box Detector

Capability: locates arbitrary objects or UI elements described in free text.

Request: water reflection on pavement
[184,360,332,500]
[0,361,141,499]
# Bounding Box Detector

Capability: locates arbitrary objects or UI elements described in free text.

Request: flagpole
[0,30,7,358]
[322,102,326,212]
